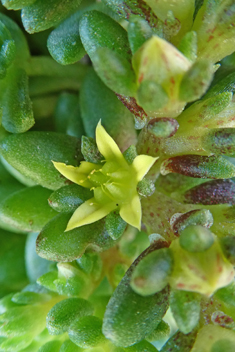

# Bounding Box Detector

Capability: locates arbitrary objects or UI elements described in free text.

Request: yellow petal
[65,197,116,231]
[96,121,127,166]
[120,192,142,230]
[131,155,158,182]
[52,161,99,188]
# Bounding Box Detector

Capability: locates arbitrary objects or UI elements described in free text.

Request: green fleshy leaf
[137,178,155,198]
[161,329,198,352]
[36,213,115,262]
[79,10,131,62]
[0,159,24,201]
[123,145,137,165]
[193,0,235,63]
[92,47,137,96]
[81,136,104,164]
[193,0,204,22]
[22,0,83,33]
[170,289,201,334]
[47,10,86,65]
[0,132,83,190]
[125,340,159,351]
[105,210,127,240]
[131,248,173,296]
[46,298,94,335]
[170,209,213,236]
[77,252,103,280]
[48,184,93,213]
[0,13,30,60]
[146,321,170,343]
[60,340,83,352]
[25,233,53,283]
[205,72,235,97]
[0,186,57,233]
[1,157,37,187]
[69,316,105,349]
[0,294,18,314]
[0,39,16,79]
[220,236,235,265]
[128,15,152,54]
[29,76,81,96]
[37,271,58,292]
[178,31,197,63]
[1,0,35,10]
[103,243,170,347]
[0,334,33,351]
[0,230,28,296]
[54,275,88,297]
[0,67,34,133]
[161,155,235,179]
[54,93,85,139]
[179,60,214,102]
[137,80,169,112]
[12,291,51,305]
[0,304,49,339]
[80,69,137,151]
[203,128,235,156]
[147,118,179,139]
[102,0,160,31]
[31,95,57,123]
[183,180,235,205]
[38,340,62,352]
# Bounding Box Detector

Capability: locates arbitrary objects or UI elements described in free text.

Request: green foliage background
[0,0,235,351]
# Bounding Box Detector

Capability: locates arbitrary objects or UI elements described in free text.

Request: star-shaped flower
[53,122,157,231]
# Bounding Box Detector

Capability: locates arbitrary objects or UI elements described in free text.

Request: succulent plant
[1,0,235,351]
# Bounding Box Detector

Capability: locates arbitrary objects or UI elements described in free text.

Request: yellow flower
[53,121,157,231]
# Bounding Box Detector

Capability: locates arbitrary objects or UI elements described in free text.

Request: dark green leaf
[80,69,137,151]
[103,242,170,347]
[47,10,86,65]
[48,184,93,213]
[36,213,115,262]
[0,131,83,190]
[170,289,201,334]
[47,298,94,335]
[22,0,83,33]
[0,186,57,233]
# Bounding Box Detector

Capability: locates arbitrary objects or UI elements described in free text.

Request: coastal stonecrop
[1,1,235,352]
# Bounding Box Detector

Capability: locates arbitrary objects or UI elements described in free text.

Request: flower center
[88,161,135,204]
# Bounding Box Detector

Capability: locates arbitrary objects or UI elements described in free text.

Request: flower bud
[179,225,214,253]
[169,238,234,296]
[133,35,191,118]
